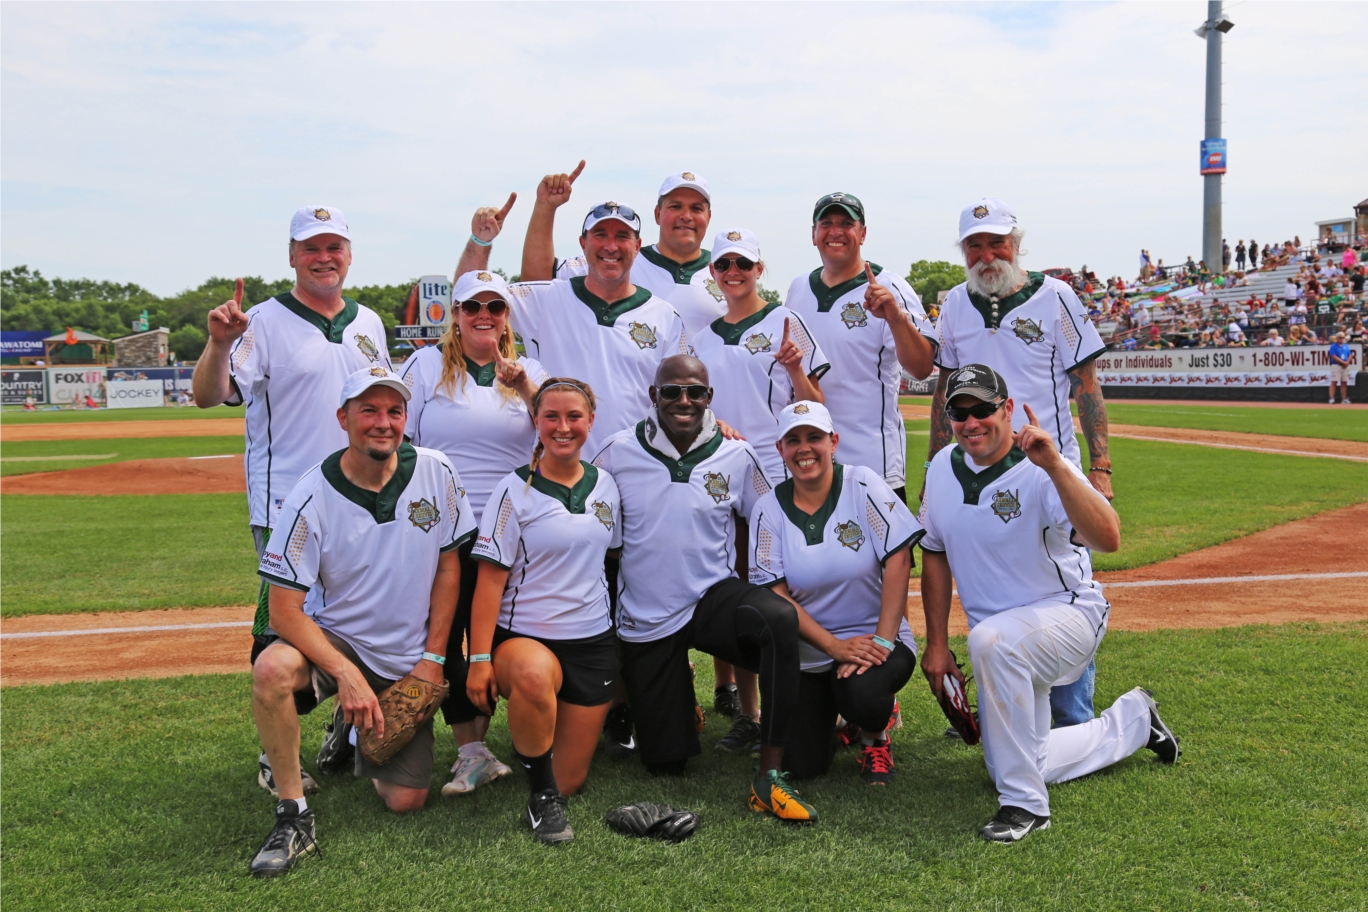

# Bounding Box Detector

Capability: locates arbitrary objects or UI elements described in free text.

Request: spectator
[1261,328,1286,347]
[23,395,37,411]
[1287,325,1315,345]
[1227,317,1245,342]
[1350,267,1365,304]
[1288,300,1309,328]
[1197,330,1213,348]
[1235,240,1247,271]
[1248,239,1258,268]
[1285,278,1301,311]
[1327,332,1352,404]
[1346,317,1366,345]
[1222,239,1231,271]
[1145,326,1170,349]
[1344,246,1360,269]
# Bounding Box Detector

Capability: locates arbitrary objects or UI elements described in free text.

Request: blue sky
[3,1,1365,297]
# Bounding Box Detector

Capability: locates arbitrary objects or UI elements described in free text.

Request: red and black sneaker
[857,740,895,786]
[836,718,862,748]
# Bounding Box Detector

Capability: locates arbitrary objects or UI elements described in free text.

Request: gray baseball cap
[945,364,1009,403]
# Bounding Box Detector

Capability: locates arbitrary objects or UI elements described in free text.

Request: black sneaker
[526,787,574,845]
[604,703,636,759]
[316,701,355,775]
[249,799,320,877]
[979,805,1050,842]
[258,751,318,797]
[1138,688,1181,764]
[715,716,761,753]
[713,683,741,719]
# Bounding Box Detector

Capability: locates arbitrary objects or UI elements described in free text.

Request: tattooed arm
[1068,359,1113,501]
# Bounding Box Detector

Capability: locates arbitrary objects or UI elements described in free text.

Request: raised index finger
[567,160,586,183]
[782,316,791,344]
[496,191,517,221]
[233,277,244,306]
[1023,403,1040,427]
[864,263,879,286]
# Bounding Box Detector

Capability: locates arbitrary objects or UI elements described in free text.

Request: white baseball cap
[776,400,835,439]
[958,198,1017,242]
[339,366,410,408]
[453,269,511,303]
[658,171,711,204]
[581,201,643,235]
[711,228,760,262]
[291,206,351,242]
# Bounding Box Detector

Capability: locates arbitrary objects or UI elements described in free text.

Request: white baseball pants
[967,600,1152,817]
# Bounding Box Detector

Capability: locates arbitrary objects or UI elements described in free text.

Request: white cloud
[2,1,1365,297]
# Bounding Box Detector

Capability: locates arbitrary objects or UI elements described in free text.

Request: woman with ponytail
[399,269,548,797]
[466,377,622,845]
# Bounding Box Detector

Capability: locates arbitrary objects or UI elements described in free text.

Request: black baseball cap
[945,364,1009,403]
[813,192,865,225]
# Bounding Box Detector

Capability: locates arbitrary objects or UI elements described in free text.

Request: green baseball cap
[813,192,865,225]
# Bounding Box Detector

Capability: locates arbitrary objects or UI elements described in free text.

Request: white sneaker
[442,746,512,796]
[257,751,319,797]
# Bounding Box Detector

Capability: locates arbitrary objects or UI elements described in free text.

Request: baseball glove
[605,802,700,843]
[357,673,449,766]
[935,652,980,746]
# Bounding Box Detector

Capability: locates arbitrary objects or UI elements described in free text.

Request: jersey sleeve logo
[592,500,615,529]
[407,497,441,532]
[835,520,865,551]
[704,277,724,301]
[1010,317,1044,345]
[839,301,868,329]
[703,472,731,503]
[990,489,1021,523]
[356,335,382,362]
[628,322,658,349]
[743,332,772,354]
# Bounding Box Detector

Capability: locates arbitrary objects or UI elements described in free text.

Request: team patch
[357,335,382,362]
[682,172,696,181]
[592,501,614,529]
[704,277,723,301]
[314,207,331,221]
[972,205,989,220]
[1011,318,1044,345]
[794,403,810,415]
[477,271,493,281]
[990,489,1021,524]
[407,498,441,532]
[840,301,868,329]
[835,520,865,552]
[628,322,658,349]
[368,366,387,377]
[743,332,773,354]
[726,230,742,241]
[703,472,731,503]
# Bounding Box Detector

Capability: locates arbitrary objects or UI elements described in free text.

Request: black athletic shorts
[492,626,617,707]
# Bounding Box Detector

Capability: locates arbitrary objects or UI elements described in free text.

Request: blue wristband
[422,652,445,665]
[469,653,492,663]
[469,234,492,248]
[872,635,896,651]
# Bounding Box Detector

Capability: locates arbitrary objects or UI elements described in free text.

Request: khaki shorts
[1329,363,1351,383]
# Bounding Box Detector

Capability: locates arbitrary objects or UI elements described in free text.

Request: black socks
[516,748,556,793]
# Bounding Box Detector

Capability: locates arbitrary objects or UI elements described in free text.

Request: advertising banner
[418,275,452,328]
[107,367,194,402]
[1200,138,1227,175]
[1,331,49,359]
[1,369,48,405]
[106,379,166,409]
[47,367,106,405]
[1097,344,1360,389]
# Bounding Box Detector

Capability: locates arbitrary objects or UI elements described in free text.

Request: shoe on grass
[249,799,319,877]
[749,768,817,823]
[603,703,636,759]
[258,751,318,798]
[316,702,354,775]
[836,718,862,747]
[857,740,895,786]
[442,746,513,796]
[713,683,741,718]
[1138,688,1181,764]
[715,716,760,753]
[527,787,574,845]
[979,805,1050,842]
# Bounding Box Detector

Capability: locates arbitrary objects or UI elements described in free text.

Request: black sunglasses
[587,202,640,224]
[713,256,756,273]
[656,384,710,402]
[945,399,1005,422]
[459,299,509,317]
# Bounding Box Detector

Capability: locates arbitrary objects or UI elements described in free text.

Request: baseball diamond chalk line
[1109,432,1368,463]
[0,453,118,462]
[2,621,253,639]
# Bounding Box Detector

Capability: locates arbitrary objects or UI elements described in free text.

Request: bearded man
[925,198,1112,728]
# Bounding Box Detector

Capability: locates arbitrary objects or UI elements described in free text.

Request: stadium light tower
[1195,2,1234,273]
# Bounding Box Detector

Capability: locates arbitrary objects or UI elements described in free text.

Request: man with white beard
[925,198,1112,728]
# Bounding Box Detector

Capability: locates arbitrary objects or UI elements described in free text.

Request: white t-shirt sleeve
[226,308,268,406]
[934,298,959,370]
[1053,283,1107,370]
[916,463,944,552]
[521,356,550,388]
[399,351,434,444]
[887,274,939,351]
[258,479,320,590]
[661,308,691,357]
[555,256,589,279]
[788,311,830,380]
[507,283,549,359]
[859,469,925,563]
[748,495,786,586]
[1038,459,1102,532]
[438,455,479,552]
[605,473,623,550]
[736,443,774,520]
[471,476,522,569]
[589,436,616,474]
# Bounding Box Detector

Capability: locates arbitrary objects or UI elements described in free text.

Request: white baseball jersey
[507,277,690,453]
[258,443,477,680]
[472,463,621,640]
[692,303,830,482]
[749,463,922,671]
[917,443,1109,633]
[783,265,936,488]
[400,345,549,523]
[228,293,391,529]
[591,415,772,643]
[935,274,1107,467]
[557,245,726,338]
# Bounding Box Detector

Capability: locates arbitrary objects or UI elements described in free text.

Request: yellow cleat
[749,768,818,824]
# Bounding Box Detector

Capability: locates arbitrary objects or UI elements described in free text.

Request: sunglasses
[713,256,756,273]
[656,384,710,402]
[587,203,640,225]
[945,399,1005,422]
[459,299,509,317]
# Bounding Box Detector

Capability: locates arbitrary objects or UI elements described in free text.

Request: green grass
[0,436,242,476]
[0,494,256,616]
[3,625,1365,911]
[0,404,241,425]
[1097,403,1368,442]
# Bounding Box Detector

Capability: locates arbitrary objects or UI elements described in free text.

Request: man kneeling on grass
[247,367,475,877]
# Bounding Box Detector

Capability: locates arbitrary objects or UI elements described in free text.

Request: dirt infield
[1,417,244,442]
[4,502,1365,687]
[0,455,244,495]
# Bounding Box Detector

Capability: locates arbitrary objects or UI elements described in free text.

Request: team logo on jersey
[743,332,773,354]
[794,403,810,415]
[407,497,441,532]
[704,278,723,301]
[887,502,897,512]
[682,172,697,181]
[990,489,1021,524]
[356,335,382,362]
[835,520,865,552]
[592,501,614,529]
[477,271,493,281]
[972,205,989,220]
[703,472,731,503]
[1011,317,1044,345]
[840,301,868,329]
[314,208,332,221]
[726,230,742,241]
[628,322,658,349]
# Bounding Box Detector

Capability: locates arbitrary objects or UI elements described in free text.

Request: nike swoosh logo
[1152,729,1168,742]
[1007,824,1032,839]
[603,680,613,686]
[528,810,542,828]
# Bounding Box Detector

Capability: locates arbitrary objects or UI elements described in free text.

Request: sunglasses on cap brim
[586,203,640,228]
[945,399,1005,422]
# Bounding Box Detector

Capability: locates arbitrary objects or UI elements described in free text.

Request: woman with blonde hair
[399,269,548,797]
[467,377,622,845]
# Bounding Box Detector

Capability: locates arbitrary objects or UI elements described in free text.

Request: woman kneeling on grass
[466,378,621,845]
[748,401,922,785]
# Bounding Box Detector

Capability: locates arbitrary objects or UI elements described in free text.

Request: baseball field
[2,401,1366,911]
